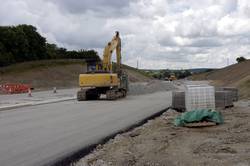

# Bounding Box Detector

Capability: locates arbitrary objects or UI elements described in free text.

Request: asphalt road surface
[0,91,171,166]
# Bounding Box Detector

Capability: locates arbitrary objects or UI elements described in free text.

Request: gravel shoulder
[128,80,176,95]
[75,100,250,166]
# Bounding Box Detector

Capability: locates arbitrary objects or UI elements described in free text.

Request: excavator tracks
[77,89,87,101]
[106,90,117,100]
[77,88,127,101]
[77,89,100,101]
[106,89,127,100]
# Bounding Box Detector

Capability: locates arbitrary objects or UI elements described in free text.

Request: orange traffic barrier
[0,83,32,94]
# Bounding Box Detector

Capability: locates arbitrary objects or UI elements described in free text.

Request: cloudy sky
[0,0,250,69]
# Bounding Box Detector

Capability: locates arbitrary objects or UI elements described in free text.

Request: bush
[236,56,247,63]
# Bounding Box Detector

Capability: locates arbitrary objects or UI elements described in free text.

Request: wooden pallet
[184,121,217,128]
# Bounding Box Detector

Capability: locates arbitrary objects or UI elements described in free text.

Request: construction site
[1,1,250,166]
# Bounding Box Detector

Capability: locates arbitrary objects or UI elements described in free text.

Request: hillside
[0,59,151,91]
[192,60,250,99]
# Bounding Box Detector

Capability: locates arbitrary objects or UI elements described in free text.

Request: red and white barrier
[0,84,32,94]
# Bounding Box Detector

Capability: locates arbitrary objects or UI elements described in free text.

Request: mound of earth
[192,60,250,99]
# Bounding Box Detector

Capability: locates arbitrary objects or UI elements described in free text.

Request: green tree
[19,25,47,60]
[236,56,247,63]
[0,24,100,67]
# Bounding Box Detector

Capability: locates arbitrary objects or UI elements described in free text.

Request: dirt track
[75,101,250,166]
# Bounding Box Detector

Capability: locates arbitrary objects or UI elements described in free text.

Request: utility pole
[137,59,139,69]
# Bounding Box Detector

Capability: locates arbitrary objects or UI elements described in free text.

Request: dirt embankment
[0,60,152,91]
[75,101,250,166]
[124,68,151,83]
[192,60,250,99]
[128,81,176,95]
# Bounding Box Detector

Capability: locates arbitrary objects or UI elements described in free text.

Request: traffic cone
[28,88,32,97]
[53,87,57,93]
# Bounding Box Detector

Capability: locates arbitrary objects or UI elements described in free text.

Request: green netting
[174,109,223,127]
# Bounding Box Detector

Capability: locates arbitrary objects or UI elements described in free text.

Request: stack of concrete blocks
[172,86,238,111]
[172,91,185,112]
[215,87,238,108]
[215,91,234,108]
[185,85,215,112]
[216,87,238,102]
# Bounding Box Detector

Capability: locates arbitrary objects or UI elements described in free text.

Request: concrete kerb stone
[0,97,76,111]
[0,103,32,111]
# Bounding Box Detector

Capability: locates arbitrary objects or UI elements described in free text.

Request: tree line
[145,69,192,80]
[0,24,100,67]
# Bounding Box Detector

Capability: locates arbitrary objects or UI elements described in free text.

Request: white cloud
[0,0,250,69]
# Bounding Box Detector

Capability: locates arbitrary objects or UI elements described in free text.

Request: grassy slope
[0,59,151,90]
[192,60,250,99]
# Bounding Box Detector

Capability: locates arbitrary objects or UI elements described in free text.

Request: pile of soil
[75,101,250,166]
[192,60,250,99]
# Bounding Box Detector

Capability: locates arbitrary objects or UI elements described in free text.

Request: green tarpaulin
[174,109,223,127]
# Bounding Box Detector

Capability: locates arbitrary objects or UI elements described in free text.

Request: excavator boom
[102,31,121,74]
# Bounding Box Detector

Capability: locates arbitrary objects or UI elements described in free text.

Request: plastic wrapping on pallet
[172,91,185,111]
[185,85,215,112]
[174,109,223,127]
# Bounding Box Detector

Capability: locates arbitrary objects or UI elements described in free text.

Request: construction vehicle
[169,74,177,81]
[164,73,177,81]
[77,31,129,101]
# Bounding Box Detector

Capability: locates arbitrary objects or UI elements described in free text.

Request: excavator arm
[102,31,121,74]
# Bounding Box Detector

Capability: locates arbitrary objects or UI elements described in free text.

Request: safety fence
[0,84,32,94]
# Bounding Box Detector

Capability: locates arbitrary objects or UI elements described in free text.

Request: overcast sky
[1,0,250,69]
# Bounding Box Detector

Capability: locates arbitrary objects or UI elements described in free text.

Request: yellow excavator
[77,31,129,101]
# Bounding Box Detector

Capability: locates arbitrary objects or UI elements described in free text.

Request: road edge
[50,107,170,166]
[0,97,76,112]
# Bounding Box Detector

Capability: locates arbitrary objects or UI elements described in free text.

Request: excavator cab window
[87,61,97,72]
[86,59,105,73]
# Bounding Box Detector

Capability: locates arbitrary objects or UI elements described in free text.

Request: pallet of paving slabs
[172,91,185,112]
[173,88,235,112]
[184,121,217,128]
[215,91,234,109]
[216,87,238,102]
[223,87,238,102]
[185,85,215,112]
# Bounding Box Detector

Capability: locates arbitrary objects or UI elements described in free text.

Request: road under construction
[0,31,246,166]
[0,91,171,166]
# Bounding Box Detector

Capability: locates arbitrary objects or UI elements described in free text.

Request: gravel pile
[128,80,176,95]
